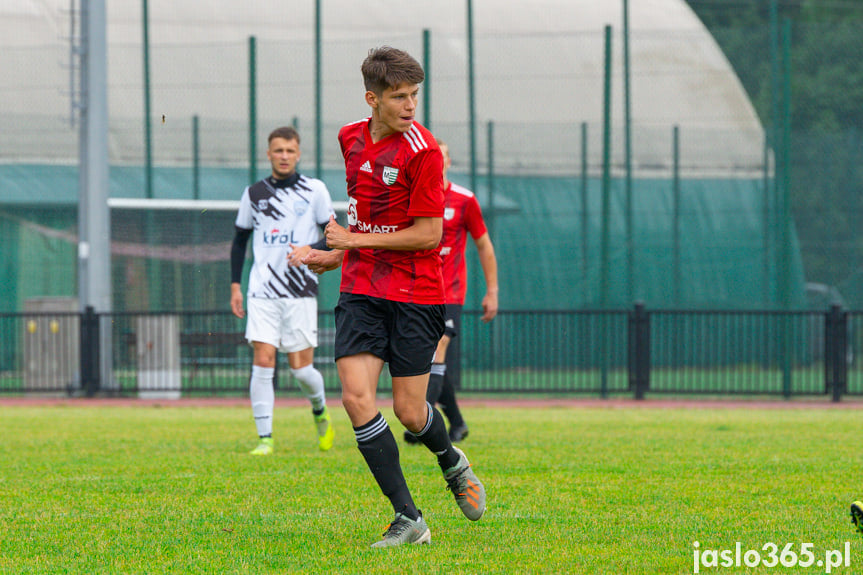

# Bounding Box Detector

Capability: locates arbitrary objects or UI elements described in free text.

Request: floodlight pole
[315,0,322,179]
[422,29,431,129]
[466,0,477,195]
[248,36,257,185]
[143,0,152,199]
[600,25,613,399]
[623,0,634,304]
[77,0,112,392]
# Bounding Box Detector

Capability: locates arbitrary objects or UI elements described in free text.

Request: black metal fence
[1,305,860,400]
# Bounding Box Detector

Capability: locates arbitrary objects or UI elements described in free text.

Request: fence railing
[1,305,860,400]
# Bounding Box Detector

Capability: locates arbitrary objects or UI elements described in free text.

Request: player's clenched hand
[230,283,245,319]
[324,215,354,250]
[287,244,311,267]
[302,248,344,275]
[481,290,498,323]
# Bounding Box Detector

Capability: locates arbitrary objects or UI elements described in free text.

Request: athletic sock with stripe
[355,412,419,521]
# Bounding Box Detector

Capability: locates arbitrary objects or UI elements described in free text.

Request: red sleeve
[464,194,488,239]
[406,149,445,217]
[338,125,350,159]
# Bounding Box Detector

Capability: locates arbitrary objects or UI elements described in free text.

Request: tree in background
[687,0,863,303]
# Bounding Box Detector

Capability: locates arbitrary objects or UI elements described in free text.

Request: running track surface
[1,396,862,410]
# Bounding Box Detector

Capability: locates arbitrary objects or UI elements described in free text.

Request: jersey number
[347,196,358,226]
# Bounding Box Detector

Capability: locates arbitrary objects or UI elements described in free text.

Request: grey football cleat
[444,446,486,521]
[370,511,431,548]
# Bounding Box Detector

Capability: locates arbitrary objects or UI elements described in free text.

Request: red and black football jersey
[337,118,445,304]
[440,182,488,305]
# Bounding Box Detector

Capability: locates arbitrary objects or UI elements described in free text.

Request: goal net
[1,198,345,313]
[107,198,347,312]
[108,198,241,312]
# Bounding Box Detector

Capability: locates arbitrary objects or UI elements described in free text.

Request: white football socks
[249,365,275,438]
[291,364,326,412]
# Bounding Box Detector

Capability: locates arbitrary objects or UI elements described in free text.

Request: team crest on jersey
[382,166,399,186]
[257,199,269,210]
[444,208,455,220]
[294,201,308,216]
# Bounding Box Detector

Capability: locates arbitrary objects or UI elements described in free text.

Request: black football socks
[355,412,419,520]
[415,402,460,470]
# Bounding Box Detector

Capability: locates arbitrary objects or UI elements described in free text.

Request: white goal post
[107,197,349,213]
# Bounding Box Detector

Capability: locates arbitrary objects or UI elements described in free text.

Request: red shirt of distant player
[338,118,445,304]
[441,182,488,305]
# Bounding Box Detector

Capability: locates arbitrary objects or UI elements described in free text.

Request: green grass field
[1,402,861,574]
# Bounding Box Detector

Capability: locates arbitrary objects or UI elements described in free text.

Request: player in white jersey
[230,126,336,454]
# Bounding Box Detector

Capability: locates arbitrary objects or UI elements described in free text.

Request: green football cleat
[852,501,863,536]
[314,407,335,451]
[444,447,486,521]
[370,512,431,548]
[249,437,273,456]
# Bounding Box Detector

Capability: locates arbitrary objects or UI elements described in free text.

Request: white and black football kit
[231,168,336,450]
[232,172,335,352]
[234,173,334,299]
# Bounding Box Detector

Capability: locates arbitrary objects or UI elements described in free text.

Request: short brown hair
[268,126,300,145]
[361,47,425,95]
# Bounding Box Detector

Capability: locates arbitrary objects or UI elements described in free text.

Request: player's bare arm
[475,233,499,322]
[303,248,344,274]
[230,282,245,319]
[325,215,442,251]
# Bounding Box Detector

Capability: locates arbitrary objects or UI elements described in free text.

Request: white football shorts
[245,297,319,352]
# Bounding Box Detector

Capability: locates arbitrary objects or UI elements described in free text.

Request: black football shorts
[443,304,463,339]
[334,293,445,377]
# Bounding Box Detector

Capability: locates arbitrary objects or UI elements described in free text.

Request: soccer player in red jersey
[403,140,498,446]
[304,47,486,547]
